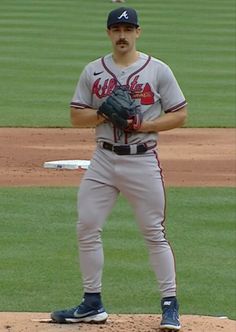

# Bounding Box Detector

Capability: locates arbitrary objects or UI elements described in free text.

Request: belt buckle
[113,145,124,155]
[112,144,120,154]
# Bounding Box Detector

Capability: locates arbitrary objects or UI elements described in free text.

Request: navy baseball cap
[107,7,139,29]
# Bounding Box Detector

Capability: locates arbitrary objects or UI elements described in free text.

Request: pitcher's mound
[0,312,235,332]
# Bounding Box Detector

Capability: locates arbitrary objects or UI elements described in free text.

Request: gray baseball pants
[77,146,176,298]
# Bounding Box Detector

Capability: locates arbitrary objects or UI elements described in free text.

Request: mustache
[116,39,129,45]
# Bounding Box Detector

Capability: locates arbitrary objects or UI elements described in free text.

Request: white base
[43,160,90,170]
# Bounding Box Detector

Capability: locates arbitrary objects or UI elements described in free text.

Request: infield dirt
[0,128,235,187]
[0,313,236,332]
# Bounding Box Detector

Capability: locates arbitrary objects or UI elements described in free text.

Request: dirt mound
[0,312,235,332]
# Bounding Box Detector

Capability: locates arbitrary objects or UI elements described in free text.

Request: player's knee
[140,224,166,243]
[77,219,102,242]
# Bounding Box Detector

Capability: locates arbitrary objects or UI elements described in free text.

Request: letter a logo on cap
[118,10,129,20]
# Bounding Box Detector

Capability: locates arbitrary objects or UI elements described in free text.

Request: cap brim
[108,22,139,29]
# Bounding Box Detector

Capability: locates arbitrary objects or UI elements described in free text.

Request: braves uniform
[70,52,187,298]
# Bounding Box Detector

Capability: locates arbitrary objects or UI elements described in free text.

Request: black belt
[99,141,157,155]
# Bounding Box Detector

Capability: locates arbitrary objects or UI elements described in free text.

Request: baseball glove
[97,86,143,131]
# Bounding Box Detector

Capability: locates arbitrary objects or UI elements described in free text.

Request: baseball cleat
[51,301,108,324]
[160,297,181,331]
[160,330,180,332]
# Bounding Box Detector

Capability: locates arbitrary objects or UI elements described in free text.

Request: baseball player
[51,7,187,331]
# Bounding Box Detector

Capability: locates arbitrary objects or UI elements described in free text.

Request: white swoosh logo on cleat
[74,310,95,318]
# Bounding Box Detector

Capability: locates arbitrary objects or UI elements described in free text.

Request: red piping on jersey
[165,100,187,113]
[126,55,151,86]
[101,55,152,88]
[101,57,119,85]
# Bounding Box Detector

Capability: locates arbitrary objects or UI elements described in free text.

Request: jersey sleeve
[158,65,187,113]
[70,66,93,109]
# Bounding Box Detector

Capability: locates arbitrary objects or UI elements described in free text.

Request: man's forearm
[139,107,187,133]
[70,107,105,128]
[71,106,187,131]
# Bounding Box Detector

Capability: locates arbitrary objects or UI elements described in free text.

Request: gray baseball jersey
[71,52,187,144]
[72,52,187,299]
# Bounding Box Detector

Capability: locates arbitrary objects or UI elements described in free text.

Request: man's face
[107,24,141,54]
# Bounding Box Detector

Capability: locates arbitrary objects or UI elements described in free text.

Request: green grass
[0,187,235,319]
[0,0,235,127]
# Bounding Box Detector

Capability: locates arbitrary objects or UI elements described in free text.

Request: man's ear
[106,28,111,38]
[136,27,141,39]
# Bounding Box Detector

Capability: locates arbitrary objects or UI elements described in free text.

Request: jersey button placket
[117,71,126,84]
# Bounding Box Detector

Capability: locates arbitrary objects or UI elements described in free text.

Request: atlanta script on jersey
[71,52,187,144]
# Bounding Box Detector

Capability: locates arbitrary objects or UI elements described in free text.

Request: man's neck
[112,50,139,68]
